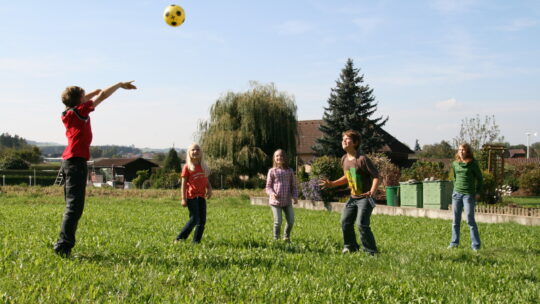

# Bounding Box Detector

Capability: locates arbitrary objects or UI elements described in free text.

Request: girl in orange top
[175,144,212,243]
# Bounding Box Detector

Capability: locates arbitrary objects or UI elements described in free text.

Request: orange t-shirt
[181,164,208,199]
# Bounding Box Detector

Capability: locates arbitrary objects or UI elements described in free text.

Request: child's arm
[85,89,102,100]
[206,182,213,200]
[181,177,187,207]
[320,175,348,189]
[93,81,137,107]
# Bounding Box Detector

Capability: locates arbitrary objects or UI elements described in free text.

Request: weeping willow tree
[198,82,298,177]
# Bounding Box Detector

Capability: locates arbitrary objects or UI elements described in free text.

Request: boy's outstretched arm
[93,81,137,107]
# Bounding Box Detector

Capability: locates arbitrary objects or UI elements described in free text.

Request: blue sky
[1,0,539,149]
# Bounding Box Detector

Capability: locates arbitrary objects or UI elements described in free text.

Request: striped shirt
[265,167,298,207]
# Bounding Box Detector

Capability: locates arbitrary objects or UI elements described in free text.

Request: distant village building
[506,149,526,158]
[89,158,159,186]
[297,120,414,167]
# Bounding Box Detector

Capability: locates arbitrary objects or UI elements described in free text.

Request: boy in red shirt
[54,81,136,257]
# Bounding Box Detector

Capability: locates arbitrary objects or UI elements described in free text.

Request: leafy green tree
[163,148,182,173]
[453,114,505,150]
[532,142,540,157]
[152,153,166,166]
[314,58,387,156]
[418,140,454,159]
[90,146,103,159]
[0,133,28,149]
[198,82,297,177]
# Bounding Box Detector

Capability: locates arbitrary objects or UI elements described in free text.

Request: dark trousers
[55,157,87,251]
[341,197,378,253]
[176,197,207,243]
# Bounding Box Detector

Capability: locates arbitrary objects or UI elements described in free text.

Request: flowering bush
[300,179,323,201]
[495,184,512,197]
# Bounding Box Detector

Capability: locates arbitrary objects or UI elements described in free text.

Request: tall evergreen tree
[313,59,388,156]
[163,148,182,173]
[414,139,421,152]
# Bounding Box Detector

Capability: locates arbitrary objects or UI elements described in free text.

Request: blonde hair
[272,149,289,169]
[455,143,474,162]
[186,143,210,176]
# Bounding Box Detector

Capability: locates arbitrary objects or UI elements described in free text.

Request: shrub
[518,168,540,196]
[310,156,342,180]
[296,165,309,183]
[133,170,151,189]
[481,170,498,203]
[300,179,323,201]
[207,158,235,189]
[245,176,266,189]
[0,155,30,170]
[310,156,345,202]
[367,153,400,187]
[401,161,447,182]
[150,169,180,189]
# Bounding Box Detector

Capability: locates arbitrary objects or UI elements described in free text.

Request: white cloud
[275,20,313,35]
[435,98,462,111]
[429,0,478,13]
[497,18,538,32]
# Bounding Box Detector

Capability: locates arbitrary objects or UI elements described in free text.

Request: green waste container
[385,186,399,206]
[400,182,423,208]
[422,181,453,210]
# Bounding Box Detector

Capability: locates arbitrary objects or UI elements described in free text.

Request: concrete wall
[250,197,540,226]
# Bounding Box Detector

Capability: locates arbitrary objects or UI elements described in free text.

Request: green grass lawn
[503,196,540,208]
[0,188,539,303]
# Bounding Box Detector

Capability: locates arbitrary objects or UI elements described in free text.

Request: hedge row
[0,170,58,177]
[1,176,56,186]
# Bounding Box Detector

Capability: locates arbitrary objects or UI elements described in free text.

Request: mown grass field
[0,187,539,303]
[503,196,540,208]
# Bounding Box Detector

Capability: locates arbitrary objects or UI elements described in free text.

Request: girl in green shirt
[449,143,483,251]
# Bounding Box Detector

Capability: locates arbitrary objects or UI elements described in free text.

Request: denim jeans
[450,191,481,249]
[177,197,207,243]
[341,197,378,253]
[55,157,88,252]
[270,205,295,239]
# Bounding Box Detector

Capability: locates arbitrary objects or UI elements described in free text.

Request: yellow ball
[163,4,185,27]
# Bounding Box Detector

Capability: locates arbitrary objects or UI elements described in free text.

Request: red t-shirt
[61,100,95,160]
[181,164,208,199]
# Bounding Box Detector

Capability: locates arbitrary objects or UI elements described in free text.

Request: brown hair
[61,86,85,108]
[342,130,361,149]
[272,149,289,169]
[455,143,474,162]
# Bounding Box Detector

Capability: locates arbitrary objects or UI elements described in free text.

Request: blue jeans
[177,197,207,243]
[450,192,481,249]
[271,205,295,239]
[340,197,378,253]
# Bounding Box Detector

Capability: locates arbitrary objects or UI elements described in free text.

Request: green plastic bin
[385,186,399,206]
[422,181,453,210]
[399,182,423,208]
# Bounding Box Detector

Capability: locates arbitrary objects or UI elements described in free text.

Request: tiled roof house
[297,120,414,167]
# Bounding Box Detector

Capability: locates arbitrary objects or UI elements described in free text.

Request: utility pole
[525,132,538,159]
